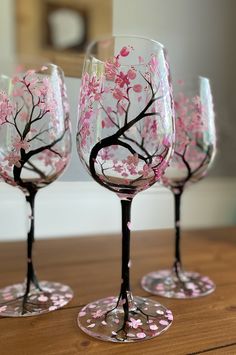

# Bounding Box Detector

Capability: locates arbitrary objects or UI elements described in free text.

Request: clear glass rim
[0,62,64,79]
[86,34,166,59]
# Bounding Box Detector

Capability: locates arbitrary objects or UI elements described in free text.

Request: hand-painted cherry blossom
[0,305,7,313]
[128,318,143,329]
[38,295,48,302]
[91,309,105,318]
[133,84,142,93]
[136,332,146,339]
[127,69,136,80]
[77,39,174,343]
[120,46,130,57]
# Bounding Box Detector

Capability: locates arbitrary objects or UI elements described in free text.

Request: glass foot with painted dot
[0,281,73,317]
[77,295,173,342]
[141,269,215,299]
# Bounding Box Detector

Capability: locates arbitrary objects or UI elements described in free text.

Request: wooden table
[0,228,236,355]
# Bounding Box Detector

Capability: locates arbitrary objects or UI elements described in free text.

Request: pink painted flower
[49,305,57,311]
[12,76,20,85]
[127,69,136,80]
[127,154,139,166]
[139,163,152,177]
[150,324,158,331]
[102,116,114,129]
[91,309,105,318]
[0,305,7,313]
[55,159,66,172]
[136,332,146,339]
[13,87,25,97]
[138,56,144,64]
[133,84,142,93]
[79,311,86,317]
[113,88,124,100]
[99,147,112,160]
[13,138,30,152]
[0,91,13,124]
[114,164,123,173]
[115,71,130,88]
[149,55,158,73]
[19,111,28,121]
[4,152,21,168]
[38,295,48,302]
[159,319,169,326]
[120,46,130,57]
[87,323,96,328]
[38,149,54,166]
[104,57,120,80]
[117,103,125,115]
[41,65,48,71]
[128,318,143,329]
[87,75,100,95]
[166,313,173,321]
[122,172,129,177]
[127,165,138,175]
[163,136,170,147]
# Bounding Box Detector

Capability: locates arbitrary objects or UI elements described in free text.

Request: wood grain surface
[0,227,236,355]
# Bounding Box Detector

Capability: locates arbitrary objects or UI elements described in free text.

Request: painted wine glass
[141,77,216,299]
[77,36,175,342]
[0,64,73,316]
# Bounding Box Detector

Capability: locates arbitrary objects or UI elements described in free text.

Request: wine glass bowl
[0,64,73,316]
[77,36,174,342]
[141,77,216,299]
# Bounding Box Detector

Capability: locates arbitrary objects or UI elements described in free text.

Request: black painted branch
[119,198,132,327]
[22,188,41,314]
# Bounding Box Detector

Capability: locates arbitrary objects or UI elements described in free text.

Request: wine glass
[141,77,216,299]
[0,64,73,316]
[76,36,175,342]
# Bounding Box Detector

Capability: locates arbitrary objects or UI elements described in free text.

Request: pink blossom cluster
[12,69,57,115]
[174,92,207,164]
[0,91,13,124]
[38,149,69,174]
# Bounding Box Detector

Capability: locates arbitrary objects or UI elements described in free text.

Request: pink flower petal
[38,295,48,302]
[150,324,158,331]
[137,332,146,339]
[127,222,132,230]
[49,306,57,311]
[87,323,96,328]
[41,66,48,71]
[120,46,130,57]
[79,311,86,317]
[133,84,142,93]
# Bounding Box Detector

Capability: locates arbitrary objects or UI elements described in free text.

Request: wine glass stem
[119,198,132,322]
[173,190,183,276]
[23,188,41,304]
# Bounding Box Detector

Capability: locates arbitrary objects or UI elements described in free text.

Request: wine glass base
[77,296,173,342]
[0,281,73,317]
[141,270,215,299]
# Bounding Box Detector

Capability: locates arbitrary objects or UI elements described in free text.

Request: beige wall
[0,0,15,61]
